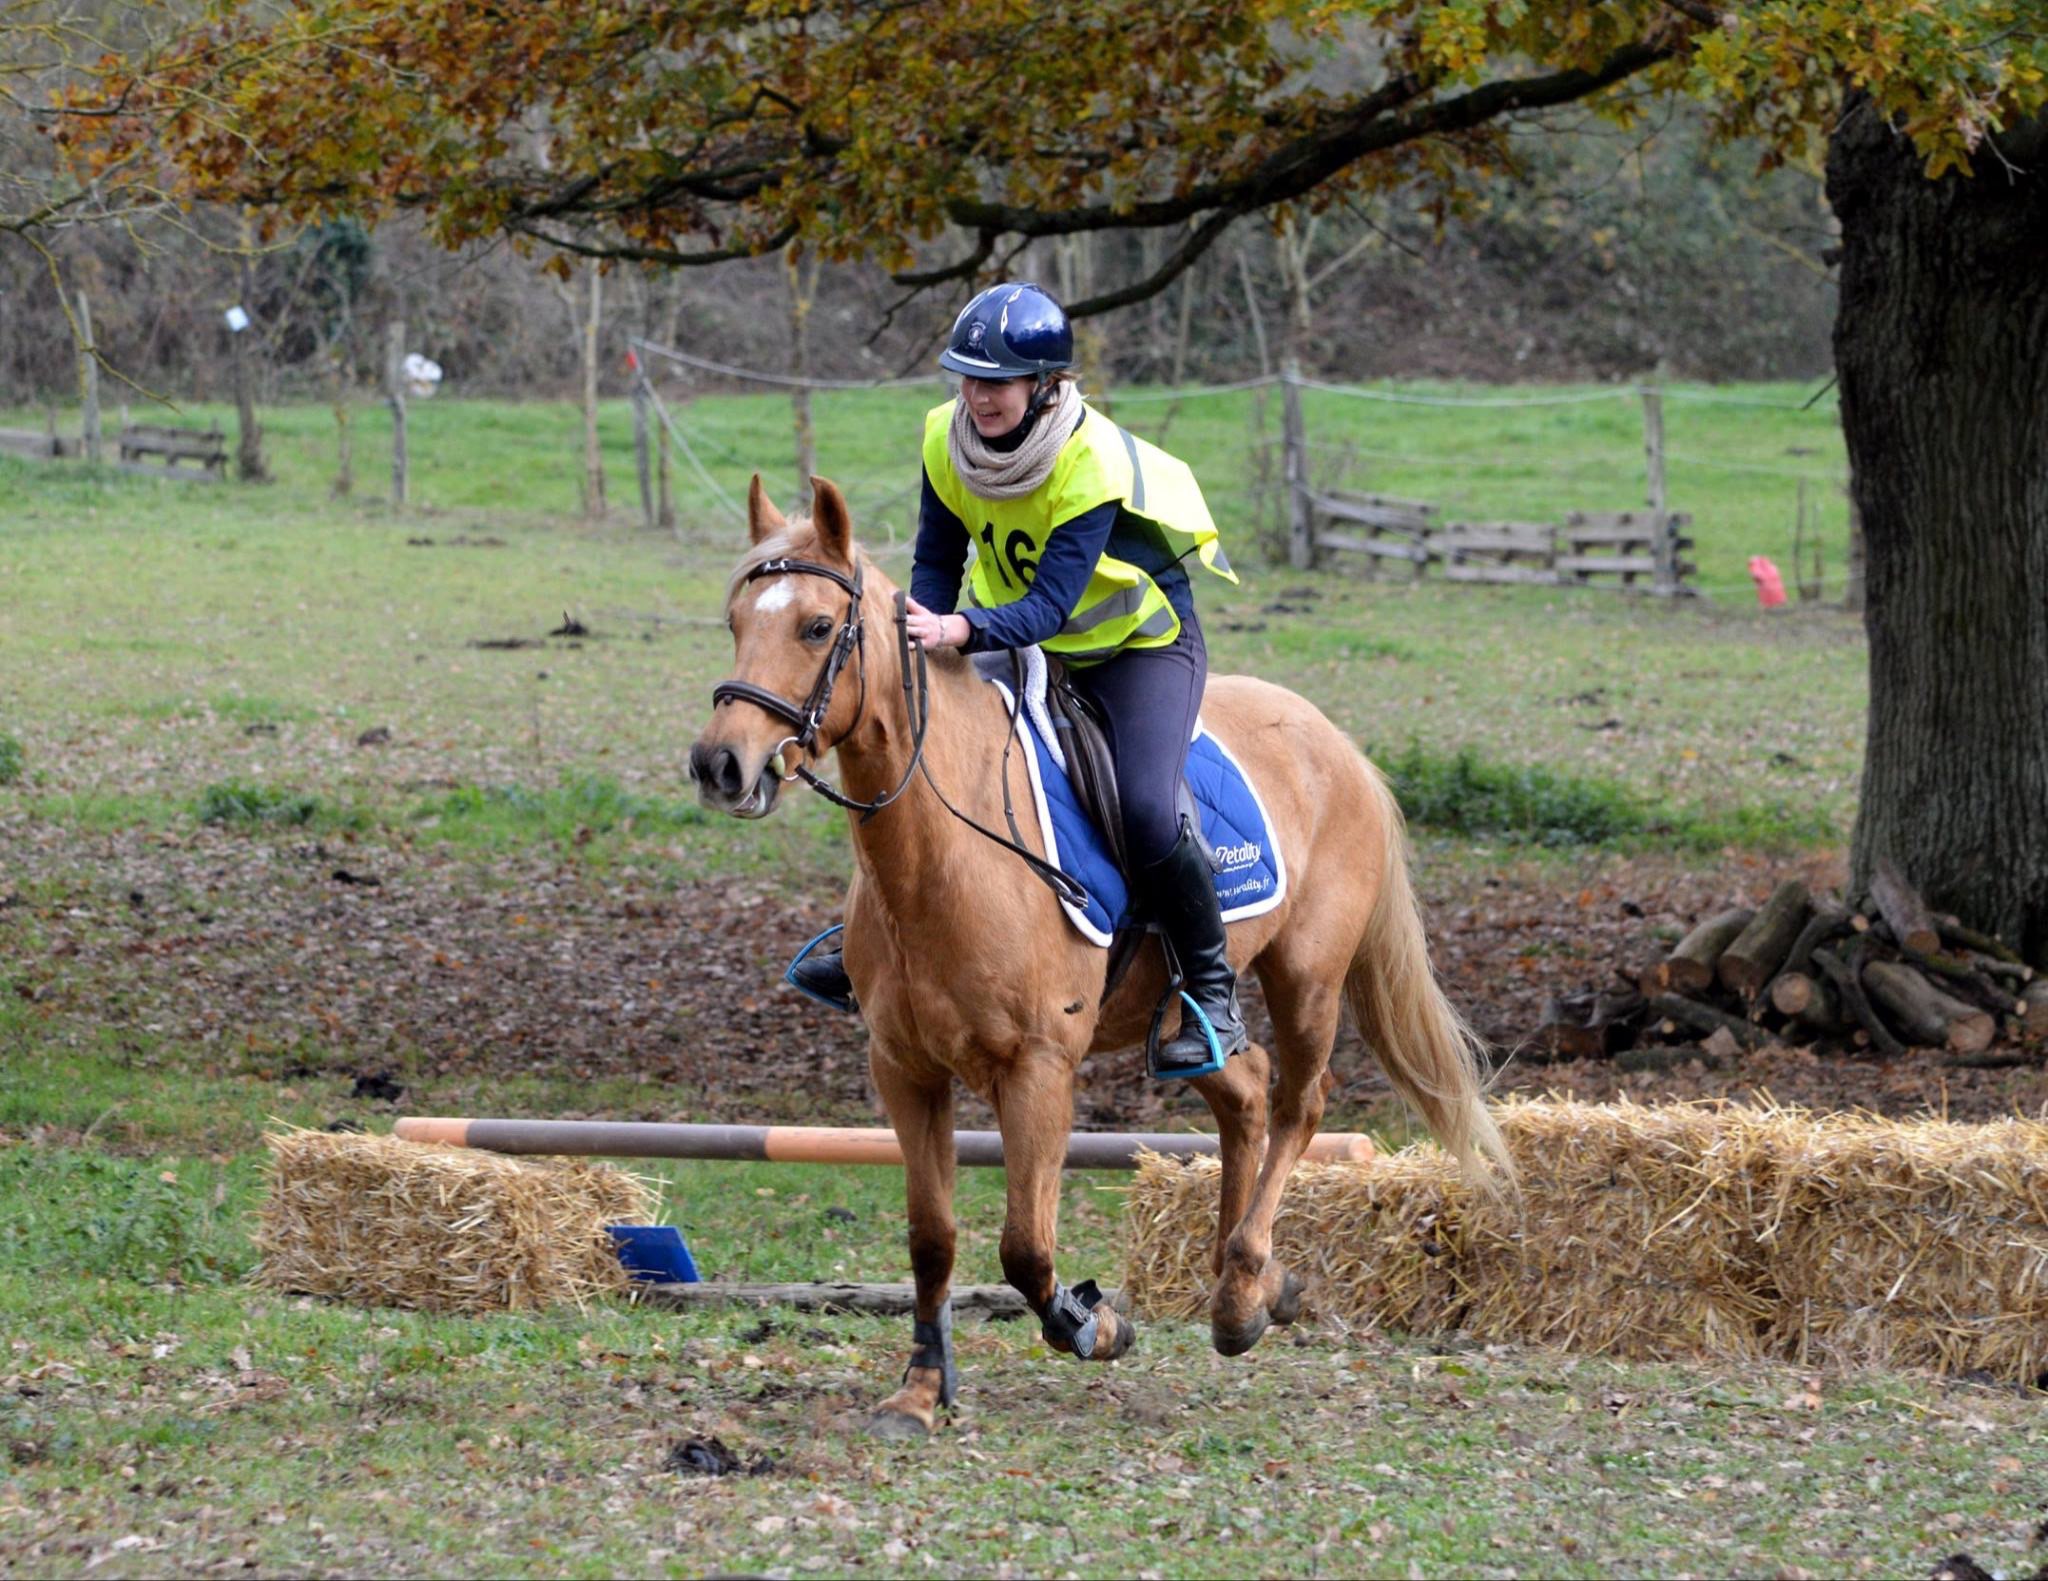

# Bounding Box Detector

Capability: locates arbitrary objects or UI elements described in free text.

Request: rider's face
[960,375,1033,439]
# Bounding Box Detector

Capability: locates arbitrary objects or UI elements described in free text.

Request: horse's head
[689,474,871,818]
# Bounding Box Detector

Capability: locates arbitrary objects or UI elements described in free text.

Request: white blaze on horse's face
[752,580,796,616]
[694,562,857,821]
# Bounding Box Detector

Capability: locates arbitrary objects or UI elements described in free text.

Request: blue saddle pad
[992,683,1288,947]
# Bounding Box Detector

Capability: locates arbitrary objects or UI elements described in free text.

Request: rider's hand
[904,598,969,650]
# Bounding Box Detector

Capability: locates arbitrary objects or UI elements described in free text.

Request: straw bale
[1763,1113,2048,1383]
[1453,1099,1780,1360]
[1123,1148,1468,1331]
[254,1127,659,1314]
[1123,1100,2048,1381]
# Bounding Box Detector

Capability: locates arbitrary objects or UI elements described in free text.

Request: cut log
[1780,899,1851,980]
[2019,980,2048,1039]
[1862,960,1995,1054]
[1645,993,1770,1050]
[1935,914,2024,967]
[1645,908,1754,995]
[1540,988,1645,1058]
[1768,971,1841,1031]
[1978,958,2034,985]
[637,1281,1033,1318]
[1869,858,1940,956]
[1914,952,2020,1014]
[1812,944,1906,1059]
[1719,881,1811,996]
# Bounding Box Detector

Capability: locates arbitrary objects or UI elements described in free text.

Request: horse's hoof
[865,1407,933,1441]
[1092,1306,1136,1360]
[1212,1309,1269,1358]
[1269,1269,1306,1327]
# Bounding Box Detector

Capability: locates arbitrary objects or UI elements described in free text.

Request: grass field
[9,391,2033,1581]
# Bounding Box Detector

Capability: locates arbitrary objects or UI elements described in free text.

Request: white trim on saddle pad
[988,678,1289,949]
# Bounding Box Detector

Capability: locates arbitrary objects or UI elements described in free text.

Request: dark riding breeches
[1065,616,1208,868]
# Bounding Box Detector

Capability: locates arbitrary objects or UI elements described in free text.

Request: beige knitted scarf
[946,379,1083,501]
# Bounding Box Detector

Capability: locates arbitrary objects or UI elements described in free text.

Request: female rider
[791,282,1244,1078]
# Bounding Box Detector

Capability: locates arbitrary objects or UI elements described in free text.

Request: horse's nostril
[711,747,745,797]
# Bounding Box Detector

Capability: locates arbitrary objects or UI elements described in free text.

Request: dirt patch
[3,821,2041,1127]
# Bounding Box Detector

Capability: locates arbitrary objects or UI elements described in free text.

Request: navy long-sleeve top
[910,457,1197,655]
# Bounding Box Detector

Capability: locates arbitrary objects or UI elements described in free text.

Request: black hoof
[1270,1269,1306,1327]
[1212,1310,1270,1358]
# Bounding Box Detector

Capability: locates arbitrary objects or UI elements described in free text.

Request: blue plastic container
[607,1223,701,1283]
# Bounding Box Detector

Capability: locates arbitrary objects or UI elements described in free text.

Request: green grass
[0,387,1865,877]
[1377,741,1837,851]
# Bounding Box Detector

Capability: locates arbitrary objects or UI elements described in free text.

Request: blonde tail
[1345,759,1516,1189]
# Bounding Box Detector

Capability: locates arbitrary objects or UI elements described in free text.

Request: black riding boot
[1137,819,1248,1077]
[786,929,858,1014]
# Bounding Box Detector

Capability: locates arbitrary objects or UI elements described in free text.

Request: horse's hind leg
[1210,966,1342,1357]
[995,1049,1134,1363]
[866,1054,959,1438]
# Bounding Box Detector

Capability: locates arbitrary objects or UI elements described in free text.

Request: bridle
[710,555,1087,909]
[711,556,927,817]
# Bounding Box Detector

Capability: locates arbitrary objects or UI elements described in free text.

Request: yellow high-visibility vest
[922,400,1238,664]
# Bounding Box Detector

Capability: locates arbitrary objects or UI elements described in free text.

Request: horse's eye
[803,616,834,642]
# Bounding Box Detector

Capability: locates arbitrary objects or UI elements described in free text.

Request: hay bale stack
[1122,1100,2048,1381]
[1765,1114,2048,1381]
[255,1127,658,1313]
[1453,1099,1779,1360]
[1124,1147,1467,1331]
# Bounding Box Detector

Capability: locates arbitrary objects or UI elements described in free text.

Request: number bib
[922,401,1237,664]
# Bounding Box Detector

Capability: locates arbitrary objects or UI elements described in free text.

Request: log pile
[1541,863,2046,1068]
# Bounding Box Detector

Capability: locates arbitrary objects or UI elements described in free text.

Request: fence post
[631,356,655,530]
[1282,358,1312,571]
[77,291,102,466]
[1641,384,1675,596]
[385,318,408,508]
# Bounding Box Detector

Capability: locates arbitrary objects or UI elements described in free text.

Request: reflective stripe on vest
[923,400,1236,661]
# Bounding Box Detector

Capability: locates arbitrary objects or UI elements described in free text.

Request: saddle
[1030,653,1216,883]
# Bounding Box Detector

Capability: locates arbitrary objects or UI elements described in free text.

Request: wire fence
[626,333,1854,607]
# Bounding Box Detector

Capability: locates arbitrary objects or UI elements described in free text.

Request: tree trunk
[785,243,818,484]
[231,213,270,483]
[580,261,605,520]
[1829,102,2048,963]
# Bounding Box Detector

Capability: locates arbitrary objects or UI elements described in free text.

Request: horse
[689,475,1511,1438]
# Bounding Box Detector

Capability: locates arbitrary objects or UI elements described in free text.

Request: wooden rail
[394,1117,1377,1170]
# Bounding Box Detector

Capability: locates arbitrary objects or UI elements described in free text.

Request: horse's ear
[747,474,784,545]
[810,476,853,563]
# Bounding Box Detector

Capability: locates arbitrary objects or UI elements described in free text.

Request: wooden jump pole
[394,1118,1375,1171]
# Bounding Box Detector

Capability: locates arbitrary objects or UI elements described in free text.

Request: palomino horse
[690,477,1510,1437]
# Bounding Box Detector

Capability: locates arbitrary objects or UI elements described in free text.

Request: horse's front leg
[996,1050,1135,1363]
[866,1053,958,1438]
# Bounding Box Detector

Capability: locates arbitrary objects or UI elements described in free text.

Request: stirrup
[1146,987,1229,1081]
[784,925,858,1014]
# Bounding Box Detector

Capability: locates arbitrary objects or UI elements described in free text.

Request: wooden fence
[1279,364,1698,597]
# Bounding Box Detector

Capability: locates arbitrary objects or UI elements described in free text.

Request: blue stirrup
[784,924,857,1014]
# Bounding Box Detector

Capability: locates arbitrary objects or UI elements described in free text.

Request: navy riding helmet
[938,283,1073,380]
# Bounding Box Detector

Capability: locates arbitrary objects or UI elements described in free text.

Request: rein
[712,557,1088,909]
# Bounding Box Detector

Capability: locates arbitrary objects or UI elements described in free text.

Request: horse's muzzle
[688,740,780,819]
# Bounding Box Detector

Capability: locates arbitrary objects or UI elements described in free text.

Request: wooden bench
[118,423,227,481]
